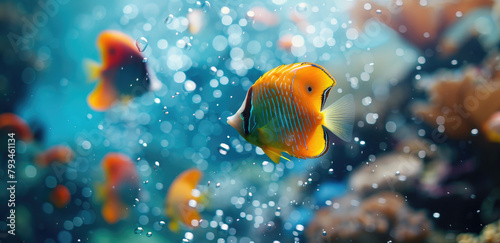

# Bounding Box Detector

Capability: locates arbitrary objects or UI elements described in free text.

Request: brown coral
[457,219,500,243]
[306,191,432,243]
[413,53,500,140]
[348,153,423,195]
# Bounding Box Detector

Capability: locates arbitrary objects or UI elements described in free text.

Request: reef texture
[457,219,500,243]
[413,53,500,141]
[306,191,432,243]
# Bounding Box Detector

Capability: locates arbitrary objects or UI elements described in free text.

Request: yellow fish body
[228,62,354,163]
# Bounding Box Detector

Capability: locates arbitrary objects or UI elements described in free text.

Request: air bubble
[135,227,144,234]
[159,220,166,227]
[219,143,230,155]
[147,232,152,237]
[136,37,148,52]
[165,14,174,25]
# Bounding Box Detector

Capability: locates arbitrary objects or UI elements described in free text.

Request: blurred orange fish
[35,145,74,167]
[49,185,71,208]
[98,153,140,224]
[247,6,280,27]
[484,112,500,143]
[165,168,203,232]
[0,113,33,141]
[228,63,355,163]
[85,30,161,111]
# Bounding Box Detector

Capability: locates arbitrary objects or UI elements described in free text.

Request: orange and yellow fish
[35,145,74,167]
[228,62,354,163]
[0,113,33,141]
[85,30,161,111]
[165,168,203,232]
[49,185,71,208]
[98,153,140,224]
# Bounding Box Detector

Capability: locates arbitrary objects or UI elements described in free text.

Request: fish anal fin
[87,80,118,111]
[261,146,282,164]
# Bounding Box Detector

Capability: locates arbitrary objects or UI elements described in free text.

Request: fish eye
[307,86,312,92]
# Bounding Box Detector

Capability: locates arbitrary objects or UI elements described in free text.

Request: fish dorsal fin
[322,94,355,142]
[84,59,101,82]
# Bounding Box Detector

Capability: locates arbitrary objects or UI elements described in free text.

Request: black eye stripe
[242,87,253,135]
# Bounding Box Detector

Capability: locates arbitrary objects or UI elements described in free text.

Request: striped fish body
[228,63,354,163]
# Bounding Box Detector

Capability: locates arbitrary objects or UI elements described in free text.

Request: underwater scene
[2,0,500,242]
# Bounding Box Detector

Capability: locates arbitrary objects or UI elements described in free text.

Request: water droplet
[276,207,281,212]
[147,232,152,237]
[376,9,382,14]
[135,198,140,203]
[135,226,144,234]
[165,14,174,25]
[142,57,148,63]
[328,168,334,174]
[136,37,148,52]
[182,239,190,243]
[184,42,192,50]
[395,171,400,176]
[216,182,221,188]
[322,229,327,236]
[267,222,272,230]
[296,2,308,12]
[159,220,166,227]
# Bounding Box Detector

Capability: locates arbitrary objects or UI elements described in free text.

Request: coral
[348,153,423,195]
[306,191,432,243]
[457,219,500,243]
[350,0,496,53]
[413,53,500,140]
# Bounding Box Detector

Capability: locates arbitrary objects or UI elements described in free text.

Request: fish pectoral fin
[87,80,118,111]
[84,59,101,82]
[169,220,180,232]
[322,94,355,142]
[261,146,283,164]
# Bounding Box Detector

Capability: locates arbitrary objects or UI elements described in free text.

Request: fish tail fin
[169,220,180,232]
[322,94,355,142]
[84,59,101,82]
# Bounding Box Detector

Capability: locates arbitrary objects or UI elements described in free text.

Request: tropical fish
[228,62,354,163]
[85,30,161,111]
[0,113,33,141]
[35,145,74,167]
[49,185,71,208]
[98,153,140,224]
[165,168,203,232]
[483,111,500,143]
